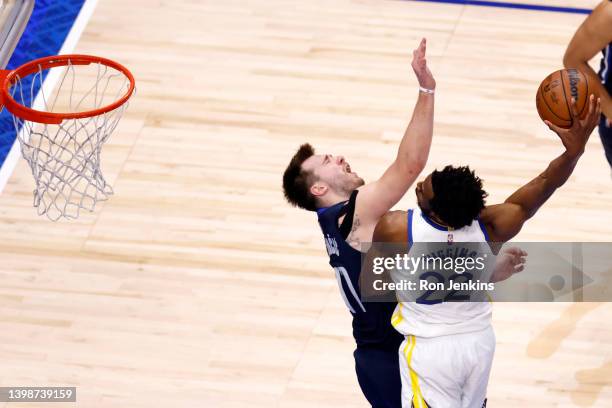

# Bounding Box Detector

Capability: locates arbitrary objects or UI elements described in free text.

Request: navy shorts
[354,346,402,408]
[599,115,612,167]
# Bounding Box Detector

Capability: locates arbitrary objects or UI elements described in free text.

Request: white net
[8,59,132,221]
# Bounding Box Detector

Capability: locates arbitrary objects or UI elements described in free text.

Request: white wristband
[419,86,435,95]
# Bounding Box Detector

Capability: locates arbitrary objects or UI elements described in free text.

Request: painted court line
[409,0,592,14]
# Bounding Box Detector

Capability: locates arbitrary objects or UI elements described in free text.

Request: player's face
[302,153,364,194]
[416,173,434,214]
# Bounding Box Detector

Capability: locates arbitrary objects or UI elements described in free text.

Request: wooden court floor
[0,0,610,406]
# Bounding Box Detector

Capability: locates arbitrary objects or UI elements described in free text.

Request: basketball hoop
[0,54,135,220]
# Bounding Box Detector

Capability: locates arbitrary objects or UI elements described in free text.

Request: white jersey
[391,209,493,338]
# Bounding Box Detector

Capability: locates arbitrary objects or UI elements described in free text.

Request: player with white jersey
[373,93,601,408]
[391,209,493,340]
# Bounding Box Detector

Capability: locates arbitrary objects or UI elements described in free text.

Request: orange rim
[0,54,135,125]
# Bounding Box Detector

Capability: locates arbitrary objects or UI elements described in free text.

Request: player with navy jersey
[317,190,406,407]
[564,0,612,168]
[282,38,436,408]
[373,95,601,407]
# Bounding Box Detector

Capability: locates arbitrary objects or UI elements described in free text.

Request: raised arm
[563,0,612,121]
[481,96,601,242]
[356,38,435,226]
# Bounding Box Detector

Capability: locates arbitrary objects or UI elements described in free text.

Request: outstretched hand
[545,95,601,157]
[411,38,436,90]
[491,246,528,283]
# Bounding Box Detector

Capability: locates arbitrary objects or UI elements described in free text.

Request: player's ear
[310,182,328,197]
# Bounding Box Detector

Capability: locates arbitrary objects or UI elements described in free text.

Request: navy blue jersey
[317,190,403,350]
[599,1,612,96]
[599,43,611,95]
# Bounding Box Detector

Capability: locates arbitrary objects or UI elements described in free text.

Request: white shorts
[399,326,495,408]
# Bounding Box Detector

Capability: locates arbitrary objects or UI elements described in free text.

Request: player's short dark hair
[430,165,488,229]
[283,143,317,211]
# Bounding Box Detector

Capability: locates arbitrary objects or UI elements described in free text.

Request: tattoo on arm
[346,215,361,249]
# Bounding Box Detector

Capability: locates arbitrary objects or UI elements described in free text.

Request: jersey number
[416,271,473,304]
[333,266,366,313]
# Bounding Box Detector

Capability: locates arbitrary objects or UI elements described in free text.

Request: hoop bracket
[0,69,9,111]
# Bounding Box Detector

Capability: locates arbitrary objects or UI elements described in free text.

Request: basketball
[536,69,592,128]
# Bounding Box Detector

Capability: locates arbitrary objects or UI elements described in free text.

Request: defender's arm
[356,39,435,225]
[563,0,612,120]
